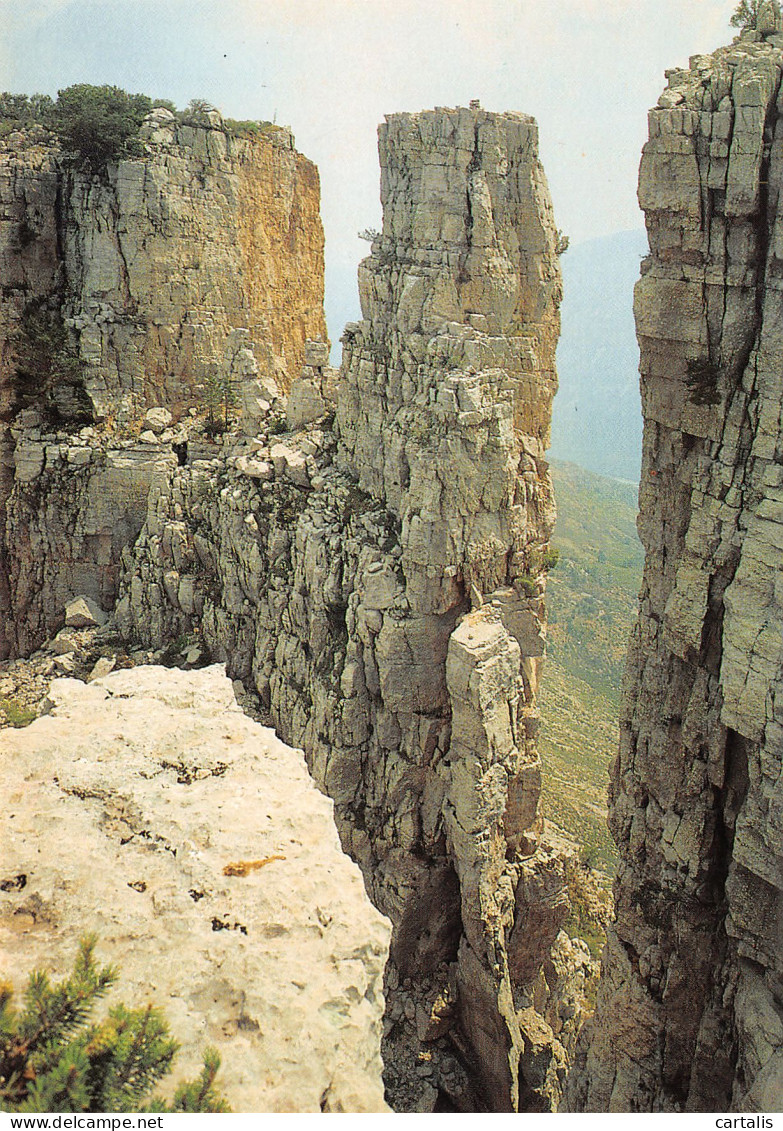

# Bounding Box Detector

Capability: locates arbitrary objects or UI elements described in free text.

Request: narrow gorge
[1,11,782,1114]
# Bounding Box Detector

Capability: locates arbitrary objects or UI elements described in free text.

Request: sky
[2,0,739,342]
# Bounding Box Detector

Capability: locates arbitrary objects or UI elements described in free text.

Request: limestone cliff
[566,15,783,1113]
[115,106,595,1111]
[0,664,390,1112]
[0,109,325,657]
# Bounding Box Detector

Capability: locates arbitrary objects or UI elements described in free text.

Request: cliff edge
[116,105,595,1111]
[0,108,325,658]
[0,664,390,1112]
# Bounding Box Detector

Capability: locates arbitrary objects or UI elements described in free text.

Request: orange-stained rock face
[0,118,326,426]
[0,116,326,659]
[236,146,327,392]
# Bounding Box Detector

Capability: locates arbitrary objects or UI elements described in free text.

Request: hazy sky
[3,0,738,339]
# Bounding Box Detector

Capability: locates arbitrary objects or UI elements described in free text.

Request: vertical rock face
[0,116,325,415]
[0,114,326,658]
[117,106,596,1111]
[566,20,783,1113]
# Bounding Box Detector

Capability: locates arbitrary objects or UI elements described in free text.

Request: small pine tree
[203,371,239,435]
[0,937,229,1113]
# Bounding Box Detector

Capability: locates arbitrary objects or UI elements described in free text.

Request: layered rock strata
[0,110,326,658]
[116,106,595,1112]
[566,17,783,1113]
[0,664,390,1112]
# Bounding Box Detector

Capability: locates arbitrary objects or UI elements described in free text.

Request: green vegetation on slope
[538,460,644,875]
[0,937,229,1113]
[0,87,280,166]
[545,460,643,697]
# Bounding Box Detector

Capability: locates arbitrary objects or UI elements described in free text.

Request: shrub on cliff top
[730,0,763,27]
[0,93,55,132]
[52,85,153,170]
[0,936,229,1113]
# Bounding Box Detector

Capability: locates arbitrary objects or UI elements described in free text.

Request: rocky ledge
[0,664,390,1113]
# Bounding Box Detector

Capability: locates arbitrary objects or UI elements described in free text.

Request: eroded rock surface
[0,102,598,1111]
[0,664,390,1113]
[0,112,326,658]
[566,17,783,1113]
[116,105,595,1112]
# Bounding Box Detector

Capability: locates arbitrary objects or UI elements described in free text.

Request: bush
[517,574,538,598]
[0,696,37,728]
[13,300,92,426]
[684,357,721,406]
[202,371,239,436]
[0,93,55,130]
[180,99,216,127]
[542,546,560,571]
[730,0,763,28]
[0,937,229,1113]
[52,85,153,170]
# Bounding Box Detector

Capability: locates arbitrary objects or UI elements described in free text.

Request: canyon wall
[115,106,595,1111]
[0,110,325,657]
[566,17,783,1113]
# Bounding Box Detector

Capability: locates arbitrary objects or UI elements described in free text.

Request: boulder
[286,377,328,430]
[144,407,173,434]
[64,595,107,629]
[304,339,331,367]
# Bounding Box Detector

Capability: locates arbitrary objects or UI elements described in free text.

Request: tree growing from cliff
[730,0,762,27]
[53,85,153,170]
[0,936,229,1113]
[203,371,239,436]
[181,99,217,127]
[13,300,92,427]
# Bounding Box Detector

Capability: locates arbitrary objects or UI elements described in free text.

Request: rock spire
[117,105,594,1110]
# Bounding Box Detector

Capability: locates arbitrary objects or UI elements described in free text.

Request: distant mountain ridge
[549,229,647,482]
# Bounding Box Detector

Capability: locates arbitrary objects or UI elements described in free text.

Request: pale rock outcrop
[64,593,107,627]
[0,115,325,658]
[0,664,390,1113]
[117,105,594,1112]
[286,339,336,430]
[3,433,175,656]
[566,15,783,1113]
[0,114,325,419]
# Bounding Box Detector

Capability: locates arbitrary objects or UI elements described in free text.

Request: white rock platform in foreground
[0,665,391,1112]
